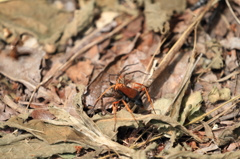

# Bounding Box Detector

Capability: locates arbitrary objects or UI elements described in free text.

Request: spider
[93,63,156,131]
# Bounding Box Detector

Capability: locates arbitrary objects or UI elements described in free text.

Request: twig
[225,0,240,25]
[142,34,169,84]
[191,102,237,131]
[26,14,139,110]
[216,69,240,82]
[146,0,219,87]
[2,95,29,113]
[186,94,240,125]
[170,53,203,119]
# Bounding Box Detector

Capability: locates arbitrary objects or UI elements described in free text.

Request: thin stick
[142,34,169,84]
[145,0,219,87]
[216,69,240,82]
[26,15,139,110]
[186,94,240,125]
[225,0,240,25]
[191,103,237,131]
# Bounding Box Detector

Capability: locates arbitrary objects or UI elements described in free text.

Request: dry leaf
[180,91,203,124]
[95,11,118,29]
[0,0,72,44]
[144,0,186,33]
[0,138,78,158]
[208,87,231,103]
[66,60,94,85]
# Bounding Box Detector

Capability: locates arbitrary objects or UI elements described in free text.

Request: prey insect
[93,63,156,131]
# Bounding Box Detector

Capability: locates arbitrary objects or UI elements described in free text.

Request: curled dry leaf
[180,91,203,125]
[208,87,231,103]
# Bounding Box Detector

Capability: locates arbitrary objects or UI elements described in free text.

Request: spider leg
[131,82,156,114]
[93,84,116,108]
[120,63,139,74]
[108,63,140,84]
[108,74,119,85]
[123,70,149,79]
[121,99,139,127]
[122,70,149,86]
[112,101,120,132]
[112,99,140,131]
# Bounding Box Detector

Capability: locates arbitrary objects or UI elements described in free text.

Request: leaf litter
[1,0,240,158]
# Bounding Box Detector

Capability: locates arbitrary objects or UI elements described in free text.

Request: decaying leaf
[0,48,60,102]
[180,91,203,124]
[1,0,240,157]
[217,122,240,147]
[208,87,231,103]
[0,0,72,44]
[94,109,202,142]
[153,98,172,115]
[0,138,78,159]
[144,0,186,33]
[161,143,240,159]
[66,59,94,85]
[60,0,95,44]
[220,37,240,50]
[206,40,224,69]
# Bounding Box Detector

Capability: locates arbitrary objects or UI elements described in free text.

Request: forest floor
[1,0,240,158]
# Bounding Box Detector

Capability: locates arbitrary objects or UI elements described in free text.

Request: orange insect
[93,63,156,131]
[74,145,82,154]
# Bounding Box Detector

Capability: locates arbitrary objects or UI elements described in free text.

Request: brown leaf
[0,47,59,102]
[66,60,94,85]
[0,100,17,121]
[85,51,149,110]
[122,16,143,38]
[30,104,55,120]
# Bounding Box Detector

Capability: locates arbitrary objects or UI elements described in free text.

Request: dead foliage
[1,0,240,158]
